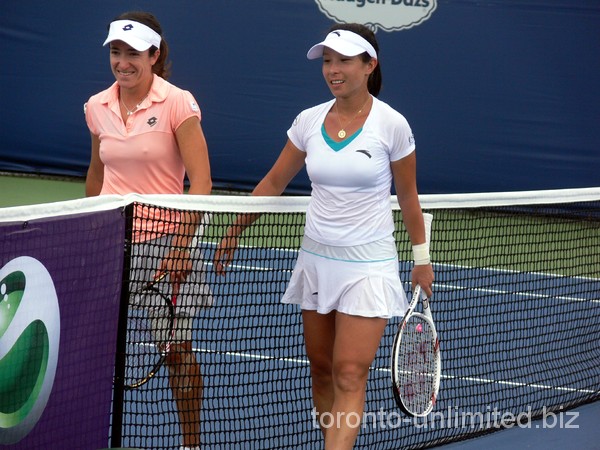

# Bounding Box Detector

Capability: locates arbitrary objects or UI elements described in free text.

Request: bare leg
[325,313,387,450]
[166,341,202,448]
[302,310,336,438]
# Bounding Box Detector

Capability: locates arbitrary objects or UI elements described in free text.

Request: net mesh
[2,189,598,449]
[112,189,600,449]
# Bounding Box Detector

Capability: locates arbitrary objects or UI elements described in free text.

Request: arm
[177,116,212,197]
[391,151,434,296]
[170,116,212,248]
[85,133,104,197]
[228,138,306,235]
[160,116,212,282]
[213,139,306,274]
[251,139,307,197]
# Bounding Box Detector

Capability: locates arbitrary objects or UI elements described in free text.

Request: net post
[110,203,134,448]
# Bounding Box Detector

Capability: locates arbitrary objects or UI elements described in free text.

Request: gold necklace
[121,93,149,116]
[335,97,370,139]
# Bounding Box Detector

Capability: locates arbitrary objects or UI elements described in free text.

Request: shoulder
[149,75,178,101]
[293,99,334,125]
[287,99,333,150]
[372,97,410,127]
[151,75,199,108]
[370,97,413,142]
[86,82,118,107]
[302,99,335,116]
[84,82,118,118]
[371,98,415,158]
[148,75,186,98]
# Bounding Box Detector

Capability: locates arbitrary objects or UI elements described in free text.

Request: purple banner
[0,208,124,449]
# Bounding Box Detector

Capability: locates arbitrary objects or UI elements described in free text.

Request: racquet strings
[125,281,174,389]
[397,313,437,415]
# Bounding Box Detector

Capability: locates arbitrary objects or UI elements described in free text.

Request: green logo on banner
[0,258,60,444]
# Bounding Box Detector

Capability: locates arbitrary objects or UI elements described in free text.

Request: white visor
[103,20,161,51]
[307,29,377,60]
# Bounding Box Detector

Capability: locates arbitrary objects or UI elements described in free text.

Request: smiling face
[109,40,159,91]
[322,47,377,100]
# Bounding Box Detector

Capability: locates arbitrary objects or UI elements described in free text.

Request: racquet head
[391,212,440,416]
[124,274,175,389]
[392,306,440,417]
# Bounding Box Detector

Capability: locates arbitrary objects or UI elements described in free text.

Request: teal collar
[321,124,362,152]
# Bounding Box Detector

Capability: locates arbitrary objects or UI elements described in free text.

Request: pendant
[338,129,346,139]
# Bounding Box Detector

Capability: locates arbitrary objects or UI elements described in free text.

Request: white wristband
[412,243,431,265]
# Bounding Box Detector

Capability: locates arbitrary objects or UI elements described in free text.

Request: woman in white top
[214,23,434,449]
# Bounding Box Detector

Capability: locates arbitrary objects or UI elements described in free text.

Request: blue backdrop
[0,0,598,194]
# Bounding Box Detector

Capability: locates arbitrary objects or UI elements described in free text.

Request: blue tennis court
[442,400,600,450]
[119,241,600,449]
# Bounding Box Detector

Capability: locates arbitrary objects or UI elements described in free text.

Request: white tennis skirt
[281,236,408,319]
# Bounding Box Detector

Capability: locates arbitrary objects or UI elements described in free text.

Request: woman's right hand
[213,236,239,276]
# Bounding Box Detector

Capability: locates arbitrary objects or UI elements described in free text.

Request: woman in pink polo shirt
[85,11,210,450]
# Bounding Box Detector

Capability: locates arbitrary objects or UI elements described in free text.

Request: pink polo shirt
[85,75,202,240]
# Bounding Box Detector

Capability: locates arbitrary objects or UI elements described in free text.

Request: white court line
[197,243,599,394]
[205,256,599,304]
[430,282,600,304]
[197,347,308,366]
[202,241,600,303]
[374,366,599,395]
[203,240,600,282]
[193,347,599,396]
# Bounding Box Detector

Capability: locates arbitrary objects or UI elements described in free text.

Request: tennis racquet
[124,272,177,390]
[391,212,441,417]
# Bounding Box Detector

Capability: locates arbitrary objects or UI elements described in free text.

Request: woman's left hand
[411,264,434,298]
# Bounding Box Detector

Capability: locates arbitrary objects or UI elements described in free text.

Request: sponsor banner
[0,209,124,448]
[315,0,437,31]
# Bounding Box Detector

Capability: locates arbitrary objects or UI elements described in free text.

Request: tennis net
[2,187,599,449]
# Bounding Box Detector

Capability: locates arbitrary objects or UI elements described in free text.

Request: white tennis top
[287,96,415,246]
